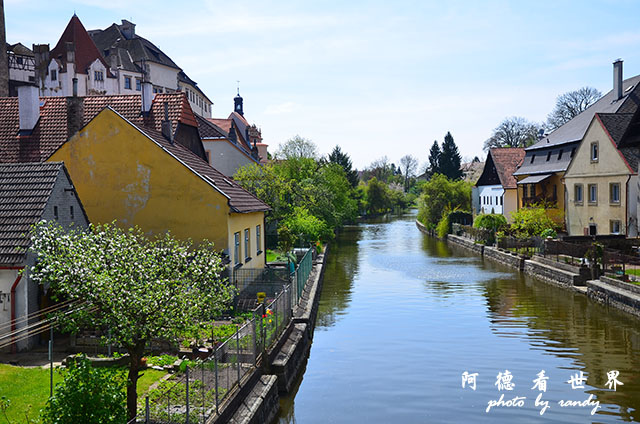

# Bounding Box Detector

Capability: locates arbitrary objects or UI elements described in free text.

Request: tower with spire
[234,84,243,116]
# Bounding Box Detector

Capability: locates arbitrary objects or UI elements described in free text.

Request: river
[277,211,640,423]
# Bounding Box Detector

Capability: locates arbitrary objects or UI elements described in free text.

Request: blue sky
[5,0,640,169]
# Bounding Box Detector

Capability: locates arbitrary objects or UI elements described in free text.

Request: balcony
[522,193,558,208]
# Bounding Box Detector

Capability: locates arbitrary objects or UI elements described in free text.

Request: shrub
[42,355,127,424]
[509,206,561,237]
[540,228,558,239]
[436,213,450,238]
[473,213,507,231]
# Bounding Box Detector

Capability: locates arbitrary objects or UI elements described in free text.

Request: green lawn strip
[0,364,63,422]
[0,364,167,422]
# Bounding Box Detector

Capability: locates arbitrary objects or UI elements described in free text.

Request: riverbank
[211,246,329,424]
[416,220,640,319]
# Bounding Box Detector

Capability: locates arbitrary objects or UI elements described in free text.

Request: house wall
[228,212,266,270]
[564,119,631,236]
[202,139,256,177]
[0,268,19,340]
[516,173,565,225]
[504,188,518,222]
[179,81,212,118]
[478,184,503,215]
[146,62,178,93]
[48,108,231,250]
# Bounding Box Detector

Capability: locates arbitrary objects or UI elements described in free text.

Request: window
[51,69,57,81]
[610,183,621,204]
[574,184,583,204]
[530,154,535,164]
[124,76,132,89]
[234,232,240,265]
[590,142,599,162]
[70,205,74,220]
[558,149,563,160]
[16,57,23,65]
[135,78,142,91]
[546,151,552,161]
[529,184,536,197]
[94,70,104,81]
[244,228,250,261]
[553,184,557,200]
[256,225,262,255]
[610,220,621,235]
[588,184,597,204]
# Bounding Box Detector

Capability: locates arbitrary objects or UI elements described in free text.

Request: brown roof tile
[490,148,525,189]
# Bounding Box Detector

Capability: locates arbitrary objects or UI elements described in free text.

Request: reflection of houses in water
[482,274,640,419]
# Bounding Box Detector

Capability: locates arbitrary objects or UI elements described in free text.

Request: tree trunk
[127,342,146,422]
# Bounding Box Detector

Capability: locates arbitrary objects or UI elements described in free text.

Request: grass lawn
[266,249,280,263]
[0,364,166,422]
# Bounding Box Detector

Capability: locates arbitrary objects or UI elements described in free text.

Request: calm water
[277,211,640,423]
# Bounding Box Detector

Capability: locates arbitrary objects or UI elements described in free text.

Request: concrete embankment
[417,221,640,318]
[214,246,329,424]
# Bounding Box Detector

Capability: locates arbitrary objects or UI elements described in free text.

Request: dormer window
[590,142,599,162]
[94,70,104,82]
[51,69,57,81]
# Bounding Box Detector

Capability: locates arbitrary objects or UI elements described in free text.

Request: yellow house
[0,88,269,269]
[564,113,640,237]
[512,60,640,228]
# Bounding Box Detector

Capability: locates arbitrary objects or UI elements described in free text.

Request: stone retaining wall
[446,234,485,255]
[483,247,524,271]
[523,259,581,288]
[587,279,640,319]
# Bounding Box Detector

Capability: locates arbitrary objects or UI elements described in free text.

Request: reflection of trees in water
[421,233,453,258]
[315,225,361,328]
[482,275,640,421]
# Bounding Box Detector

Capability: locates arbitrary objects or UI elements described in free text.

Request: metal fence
[497,236,544,256]
[293,247,313,304]
[456,224,495,244]
[130,286,292,423]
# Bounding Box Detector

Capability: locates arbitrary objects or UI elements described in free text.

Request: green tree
[483,117,542,151]
[29,222,234,421]
[417,174,471,228]
[509,206,561,237]
[365,177,390,214]
[42,356,127,424]
[328,145,359,188]
[439,132,463,180]
[427,140,441,177]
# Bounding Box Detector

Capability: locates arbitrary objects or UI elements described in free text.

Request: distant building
[199,91,269,176]
[7,43,35,96]
[475,148,525,221]
[32,15,212,117]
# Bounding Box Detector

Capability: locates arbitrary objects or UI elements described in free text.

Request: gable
[565,116,632,178]
[48,108,232,248]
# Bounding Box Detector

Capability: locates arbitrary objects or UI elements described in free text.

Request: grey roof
[7,42,33,56]
[598,113,635,146]
[0,162,63,264]
[528,74,640,151]
[106,47,142,73]
[178,71,213,104]
[513,142,579,176]
[90,23,181,70]
[196,115,227,139]
[619,146,640,173]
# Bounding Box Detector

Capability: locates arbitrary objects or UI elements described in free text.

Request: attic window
[546,151,552,161]
[558,149,563,160]
[530,154,535,164]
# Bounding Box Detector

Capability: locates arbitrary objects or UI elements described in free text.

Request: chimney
[18,85,40,133]
[66,94,84,139]
[33,44,50,90]
[120,20,136,40]
[228,120,237,143]
[161,102,173,143]
[141,81,153,114]
[65,42,75,64]
[614,59,623,101]
[0,1,8,97]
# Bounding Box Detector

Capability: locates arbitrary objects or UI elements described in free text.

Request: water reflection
[278,212,640,423]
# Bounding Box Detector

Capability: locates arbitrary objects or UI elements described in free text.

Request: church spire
[234,81,243,116]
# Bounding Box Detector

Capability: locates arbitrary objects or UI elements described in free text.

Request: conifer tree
[328,145,359,188]
[439,132,463,180]
[427,140,441,177]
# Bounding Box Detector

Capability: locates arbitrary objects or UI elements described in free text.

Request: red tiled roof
[50,15,114,77]
[490,148,525,189]
[0,92,197,163]
[208,118,232,133]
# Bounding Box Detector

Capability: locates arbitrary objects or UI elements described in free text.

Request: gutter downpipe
[626,174,631,236]
[1,266,25,353]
